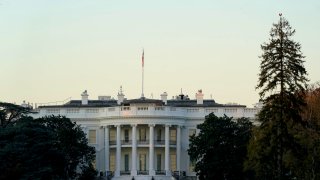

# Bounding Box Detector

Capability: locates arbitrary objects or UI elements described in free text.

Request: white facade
[32,90,260,180]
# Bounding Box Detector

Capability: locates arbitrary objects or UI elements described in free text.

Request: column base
[114,170,120,177]
[131,170,137,176]
[149,170,155,176]
[165,170,171,176]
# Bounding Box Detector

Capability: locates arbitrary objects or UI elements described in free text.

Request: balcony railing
[121,140,132,145]
[109,139,177,145]
[155,140,165,145]
[137,170,148,175]
[155,170,166,175]
[106,171,114,178]
[120,170,131,175]
[109,140,116,145]
[137,140,149,145]
[170,140,177,145]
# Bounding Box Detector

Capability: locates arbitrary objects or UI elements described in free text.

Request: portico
[104,124,181,177]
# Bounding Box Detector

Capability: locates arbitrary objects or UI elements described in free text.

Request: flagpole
[141,49,144,98]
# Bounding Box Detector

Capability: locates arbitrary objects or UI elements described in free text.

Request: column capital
[165,124,171,127]
[148,124,155,127]
[131,124,137,127]
[103,125,110,128]
[176,125,185,129]
[115,124,122,128]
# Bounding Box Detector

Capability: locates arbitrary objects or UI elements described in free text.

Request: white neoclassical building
[32,89,260,180]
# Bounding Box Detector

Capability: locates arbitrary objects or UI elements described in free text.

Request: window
[170,129,176,141]
[139,154,146,171]
[157,129,162,142]
[189,129,196,137]
[155,107,164,111]
[189,158,195,172]
[157,154,162,171]
[245,108,258,113]
[66,108,79,113]
[46,108,60,114]
[205,108,218,113]
[125,154,129,171]
[110,129,116,141]
[110,154,115,171]
[92,157,96,169]
[187,108,199,112]
[171,154,177,171]
[138,107,148,111]
[139,128,146,141]
[88,130,96,144]
[86,108,99,113]
[124,129,129,142]
[121,107,130,111]
[224,108,237,113]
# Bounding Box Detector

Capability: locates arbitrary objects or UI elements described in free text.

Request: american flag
[142,50,144,67]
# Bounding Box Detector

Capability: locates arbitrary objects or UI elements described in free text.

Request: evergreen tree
[246,15,308,179]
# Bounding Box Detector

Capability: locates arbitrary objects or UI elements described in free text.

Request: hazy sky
[1,0,319,107]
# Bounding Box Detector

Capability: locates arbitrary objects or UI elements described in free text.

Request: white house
[32,89,260,180]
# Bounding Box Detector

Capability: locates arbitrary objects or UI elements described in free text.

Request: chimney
[196,89,204,105]
[81,90,89,105]
[21,100,28,108]
[117,86,125,105]
[161,92,168,105]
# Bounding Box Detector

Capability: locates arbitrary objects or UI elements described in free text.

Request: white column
[83,127,88,139]
[104,126,110,174]
[165,124,170,176]
[131,124,137,176]
[115,125,121,177]
[176,126,181,172]
[149,124,155,175]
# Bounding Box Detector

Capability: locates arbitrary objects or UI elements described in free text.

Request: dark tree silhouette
[0,115,96,179]
[246,15,308,179]
[188,113,253,180]
[0,102,32,128]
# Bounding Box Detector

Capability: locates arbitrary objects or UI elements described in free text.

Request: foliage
[302,82,320,127]
[36,115,97,179]
[246,15,309,179]
[297,82,320,179]
[256,15,307,99]
[188,113,253,180]
[0,102,32,128]
[0,115,96,180]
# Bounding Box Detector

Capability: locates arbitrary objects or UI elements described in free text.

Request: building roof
[122,97,164,106]
[38,100,118,108]
[38,98,246,108]
[167,100,245,107]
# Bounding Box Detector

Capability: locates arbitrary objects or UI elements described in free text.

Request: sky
[0,0,319,107]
